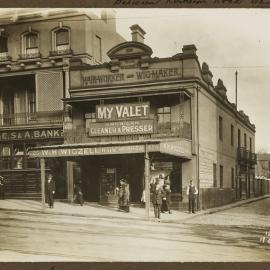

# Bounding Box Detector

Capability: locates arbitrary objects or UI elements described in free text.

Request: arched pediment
[107,41,153,60]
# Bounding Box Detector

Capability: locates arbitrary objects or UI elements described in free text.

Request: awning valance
[28,138,192,159]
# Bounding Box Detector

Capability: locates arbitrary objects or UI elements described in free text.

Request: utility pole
[235,71,238,110]
[144,144,150,220]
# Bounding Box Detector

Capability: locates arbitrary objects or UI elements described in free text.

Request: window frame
[21,30,39,55]
[51,26,71,52]
[0,35,8,53]
[213,163,217,188]
[230,124,234,146]
[220,165,223,188]
[219,116,223,141]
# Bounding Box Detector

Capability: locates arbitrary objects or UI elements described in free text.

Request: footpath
[0,194,269,223]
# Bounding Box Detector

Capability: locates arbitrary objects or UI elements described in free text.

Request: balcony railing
[64,121,192,144]
[0,52,11,62]
[0,111,63,126]
[18,52,41,60]
[237,147,257,165]
[49,48,73,57]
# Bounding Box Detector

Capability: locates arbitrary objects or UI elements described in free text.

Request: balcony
[237,147,257,166]
[49,48,73,57]
[0,111,63,127]
[64,121,192,144]
[18,48,41,60]
[0,52,12,62]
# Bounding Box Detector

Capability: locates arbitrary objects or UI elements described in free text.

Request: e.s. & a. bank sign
[88,102,154,137]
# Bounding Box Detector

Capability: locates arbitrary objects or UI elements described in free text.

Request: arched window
[52,27,71,54]
[21,31,39,58]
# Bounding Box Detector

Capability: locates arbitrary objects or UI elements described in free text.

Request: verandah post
[40,158,46,212]
[144,144,150,220]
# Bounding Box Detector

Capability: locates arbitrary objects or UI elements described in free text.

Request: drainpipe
[196,85,200,210]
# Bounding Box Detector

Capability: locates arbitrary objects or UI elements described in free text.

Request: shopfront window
[0,145,11,169]
[157,106,171,131]
[13,144,24,169]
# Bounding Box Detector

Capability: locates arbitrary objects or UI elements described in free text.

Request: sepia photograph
[0,7,269,264]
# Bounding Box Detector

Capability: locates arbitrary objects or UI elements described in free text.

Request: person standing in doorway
[186,180,198,213]
[161,176,172,214]
[46,174,55,208]
[0,176,5,200]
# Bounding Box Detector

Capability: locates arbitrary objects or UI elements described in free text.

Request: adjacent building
[0,9,125,199]
[255,154,270,196]
[29,25,258,210]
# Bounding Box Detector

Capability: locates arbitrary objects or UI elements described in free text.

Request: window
[213,163,217,187]
[25,33,38,54]
[219,116,223,141]
[27,91,36,113]
[0,36,8,53]
[95,35,102,62]
[220,165,223,188]
[85,112,96,129]
[231,168,235,189]
[52,27,70,52]
[231,124,234,146]
[21,31,39,57]
[238,129,241,147]
[249,138,252,151]
[244,133,247,148]
[157,106,171,130]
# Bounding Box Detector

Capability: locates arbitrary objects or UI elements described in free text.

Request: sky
[111,9,269,153]
[0,8,269,152]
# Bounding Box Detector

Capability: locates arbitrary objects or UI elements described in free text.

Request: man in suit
[151,178,165,219]
[46,174,55,208]
[0,176,4,200]
[186,180,198,213]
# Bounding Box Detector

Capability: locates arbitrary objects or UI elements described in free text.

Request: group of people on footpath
[39,173,198,216]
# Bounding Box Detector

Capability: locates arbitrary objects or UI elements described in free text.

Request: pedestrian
[151,178,165,219]
[74,182,84,206]
[141,189,145,207]
[117,178,130,212]
[45,173,55,208]
[161,176,172,214]
[186,180,198,214]
[0,176,5,200]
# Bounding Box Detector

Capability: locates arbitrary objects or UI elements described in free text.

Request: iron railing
[49,49,73,57]
[64,121,192,144]
[0,111,63,126]
[237,147,257,165]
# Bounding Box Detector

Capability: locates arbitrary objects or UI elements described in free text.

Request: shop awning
[28,138,193,159]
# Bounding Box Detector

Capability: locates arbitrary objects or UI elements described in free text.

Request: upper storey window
[20,31,40,59]
[0,36,8,53]
[51,27,71,55]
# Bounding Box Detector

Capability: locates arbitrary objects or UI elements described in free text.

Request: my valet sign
[88,102,154,137]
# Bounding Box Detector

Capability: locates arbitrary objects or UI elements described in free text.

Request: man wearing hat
[0,176,5,200]
[45,173,55,208]
[186,180,198,213]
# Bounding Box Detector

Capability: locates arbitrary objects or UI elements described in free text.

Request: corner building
[0,9,125,199]
[30,26,256,209]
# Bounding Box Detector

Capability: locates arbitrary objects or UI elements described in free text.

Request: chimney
[101,9,116,32]
[182,44,197,55]
[130,24,146,43]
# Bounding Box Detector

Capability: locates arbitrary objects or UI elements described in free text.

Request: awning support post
[40,158,46,212]
[144,144,150,220]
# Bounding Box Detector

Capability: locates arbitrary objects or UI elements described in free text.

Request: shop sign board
[96,102,150,122]
[88,119,154,137]
[0,128,63,141]
[80,67,181,87]
[160,140,192,158]
[29,144,147,158]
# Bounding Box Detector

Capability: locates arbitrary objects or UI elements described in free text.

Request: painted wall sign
[160,140,192,158]
[89,120,154,137]
[96,102,150,122]
[80,67,181,87]
[0,128,63,141]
